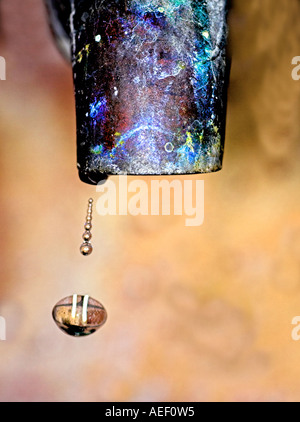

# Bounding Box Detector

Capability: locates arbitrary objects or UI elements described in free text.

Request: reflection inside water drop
[52,294,107,336]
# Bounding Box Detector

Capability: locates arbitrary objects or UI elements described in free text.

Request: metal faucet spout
[45,0,230,185]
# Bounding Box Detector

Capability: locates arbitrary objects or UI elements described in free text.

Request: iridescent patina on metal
[45,0,230,184]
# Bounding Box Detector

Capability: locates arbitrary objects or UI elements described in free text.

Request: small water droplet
[80,242,93,255]
[52,295,107,337]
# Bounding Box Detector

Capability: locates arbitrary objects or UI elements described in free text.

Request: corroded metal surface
[45,0,230,184]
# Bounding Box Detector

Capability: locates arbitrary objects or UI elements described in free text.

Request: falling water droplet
[52,294,107,336]
[80,242,93,255]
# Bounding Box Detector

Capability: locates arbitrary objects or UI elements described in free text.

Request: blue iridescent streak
[89,97,107,121]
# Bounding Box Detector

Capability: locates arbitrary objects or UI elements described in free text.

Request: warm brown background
[0,0,300,402]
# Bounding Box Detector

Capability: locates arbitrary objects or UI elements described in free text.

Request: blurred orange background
[0,0,300,402]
